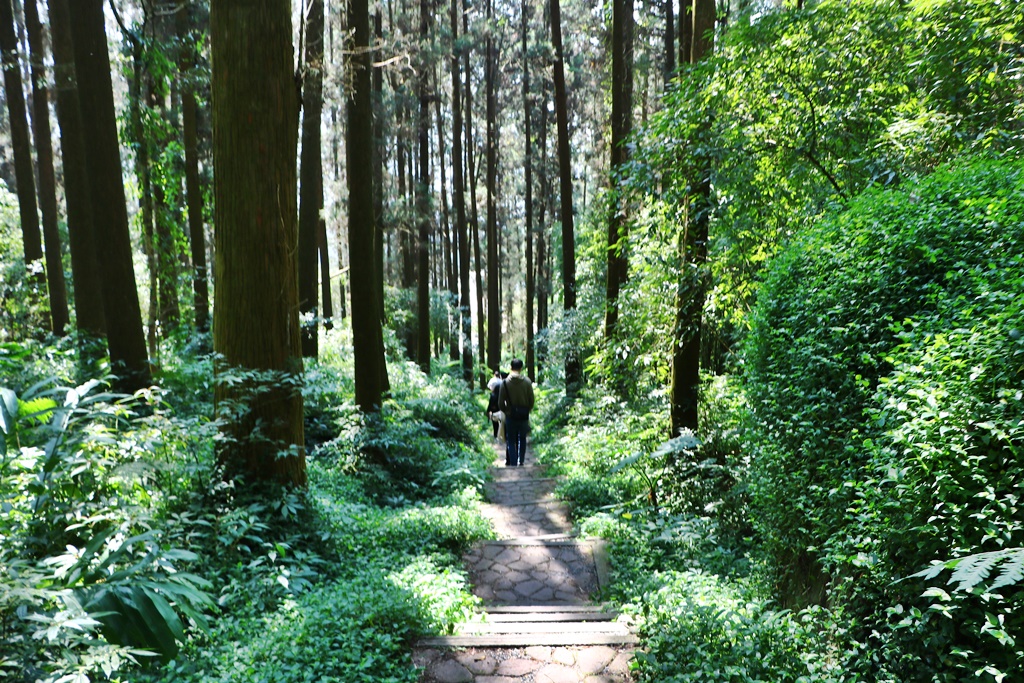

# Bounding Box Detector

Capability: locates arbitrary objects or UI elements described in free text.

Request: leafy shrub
[746,157,1024,678]
[628,570,840,683]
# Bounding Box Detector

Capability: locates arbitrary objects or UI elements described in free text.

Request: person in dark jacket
[497,358,534,466]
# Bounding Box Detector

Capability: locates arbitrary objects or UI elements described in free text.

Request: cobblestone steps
[415,444,636,682]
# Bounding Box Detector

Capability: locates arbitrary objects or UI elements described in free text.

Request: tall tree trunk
[664,0,675,82]
[415,0,431,373]
[669,0,714,437]
[347,0,389,409]
[211,0,305,485]
[177,3,210,338]
[68,0,151,393]
[604,0,633,340]
[435,71,458,364]
[550,0,579,389]
[48,0,105,344]
[465,0,485,386]
[0,0,43,294]
[451,0,472,385]
[535,73,550,382]
[298,0,324,358]
[522,0,535,381]
[24,0,67,336]
[679,0,693,67]
[373,9,386,322]
[485,0,500,373]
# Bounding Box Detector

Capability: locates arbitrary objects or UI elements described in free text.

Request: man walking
[498,358,534,466]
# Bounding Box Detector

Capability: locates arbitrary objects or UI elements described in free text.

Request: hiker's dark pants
[505,417,528,466]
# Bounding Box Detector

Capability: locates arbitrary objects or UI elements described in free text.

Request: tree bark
[298,0,324,358]
[665,0,676,81]
[466,0,485,386]
[415,0,431,373]
[451,0,472,385]
[536,74,550,382]
[669,0,714,437]
[347,0,389,409]
[68,0,151,393]
[485,0,500,373]
[24,0,68,336]
[177,3,210,339]
[522,0,535,381]
[0,0,43,288]
[550,0,580,389]
[318,216,333,330]
[435,69,458,363]
[604,0,633,340]
[210,0,304,485]
[48,0,104,342]
[373,9,386,323]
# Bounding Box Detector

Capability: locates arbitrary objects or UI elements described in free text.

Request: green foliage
[0,378,215,679]
[746,157,1024,678]
[628,570,840,683]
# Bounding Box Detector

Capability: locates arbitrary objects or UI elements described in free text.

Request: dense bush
[745,157,1024,678]
[628,570,839,683]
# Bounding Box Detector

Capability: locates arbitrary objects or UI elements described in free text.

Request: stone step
[460,621,628,635]
[483,611,618,623]
[417,631,639,648]
[477,535,579,546]
[490,465,548,478]
[486,604,612,613]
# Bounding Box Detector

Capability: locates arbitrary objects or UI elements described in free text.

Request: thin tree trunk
[373,9,386,322]
[24,0,67,335]
[178,7,210,338]
[298,0,324,358]
[604,0,633,340]
[434,68,458,363]
[319,217,333,329]
[0,0,43,289]
[522,0,535,381]
[485,0,500,373]
[451,0,472,385]
[347,0,389,409]
[550,0,579,389]
[466,0,485,386]
[535,71,550,382]
[68,0,150,392]
[415,0,431,372]
[664,0,675,82]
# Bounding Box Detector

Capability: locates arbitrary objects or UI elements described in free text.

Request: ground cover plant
[0,330,494,683]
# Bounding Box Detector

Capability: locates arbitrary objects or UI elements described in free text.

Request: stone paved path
[415,442,636,682]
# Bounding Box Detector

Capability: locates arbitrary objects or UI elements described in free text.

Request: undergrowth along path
[415,442,637,682]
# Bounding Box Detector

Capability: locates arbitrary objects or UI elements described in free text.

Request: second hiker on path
[498,358,534,467]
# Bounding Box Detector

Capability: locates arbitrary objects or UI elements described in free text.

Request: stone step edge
[459,621,628,635]
[415,633,639,648]
[480,500,567,509]
[476,536,581,546]
[485,604,614,613]
[471,614,614,626]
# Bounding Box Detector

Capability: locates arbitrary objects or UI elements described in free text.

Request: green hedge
[745,157,1024,679]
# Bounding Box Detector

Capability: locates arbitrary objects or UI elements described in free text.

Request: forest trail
[414,442,637,682]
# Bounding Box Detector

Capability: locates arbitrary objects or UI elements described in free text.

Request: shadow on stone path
[415,442,636,682]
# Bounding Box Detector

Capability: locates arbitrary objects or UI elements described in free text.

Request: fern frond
[989,549,1024,591]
